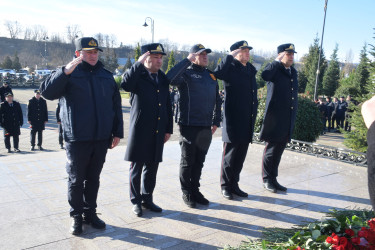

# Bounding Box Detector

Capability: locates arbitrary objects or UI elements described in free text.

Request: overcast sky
[0,0,373,63]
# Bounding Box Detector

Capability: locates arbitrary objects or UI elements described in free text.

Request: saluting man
[214,41,258,200]
[260,43,298,193]
[28,89,48,150]
[121,43,173,217]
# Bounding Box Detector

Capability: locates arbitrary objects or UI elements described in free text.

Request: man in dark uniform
[0,93,23,153]
[345,95,357,132]
[0,81,13,102]
[336,96,347,131]
[259,43,298,193]
[167,44,221,208]
[325,97,334,132]
[56,101,64,149]
[122,43,173,217]
[28,90,48,150]
[40,37,124,235]
[317,98,327,135]
[214,40,258,200]
[331,97,339,131]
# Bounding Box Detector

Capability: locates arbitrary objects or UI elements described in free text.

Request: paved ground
[1,88,368,250]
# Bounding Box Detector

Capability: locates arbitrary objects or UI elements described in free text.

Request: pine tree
[123,56,132,71]
[301,36,327,96]
[2,56,13,69]
[12,51,22,71]
[134,43,141,61]
[322,44,340,97]
[166,50,175,74]
[353,43,370,95]
[257,58,273,89]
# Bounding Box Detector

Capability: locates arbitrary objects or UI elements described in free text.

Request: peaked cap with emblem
[141,43,166,55]
[75,37,103,52]
[277,43,297,54]
[190,44,212,54]
[230,40,253,51]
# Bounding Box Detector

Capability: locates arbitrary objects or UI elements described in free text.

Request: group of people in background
[0,81,64,152]
[316,95,358,134]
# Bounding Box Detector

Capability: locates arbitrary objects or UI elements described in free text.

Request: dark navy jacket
[259,61,298,142]
[27,97,48,131]
[40,61,124,142]
[167,58,221,127]
[0,101,23,136]
[336,101,348,117]
[214,55,258,143]
[122,62,173,163]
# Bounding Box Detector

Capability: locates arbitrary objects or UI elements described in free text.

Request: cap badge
[287,44,294,50]
[198,44,205,49]
[156,45,162,51]
[88,39,97,46]
[243,42,248,46]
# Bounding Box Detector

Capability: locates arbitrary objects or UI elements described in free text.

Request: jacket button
[292,97,294,100]
[156,130,159,133]
[291,107,294,109]
[291,79,294,82]
[158,117,160,120]
[159,103,161,106]
[157,90,160,93]
[253,102,255,104]
[291,88,294,91]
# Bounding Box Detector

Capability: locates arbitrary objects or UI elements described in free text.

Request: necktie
[287,68,291,76]
[151,73,158,84]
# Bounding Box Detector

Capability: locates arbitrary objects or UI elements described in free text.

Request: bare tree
[24,27,32,40]
[66,24,82,44]
[342,49,355,77]
[94,33,104,47]
[50,33,65,43]
[30,25,48,41]
[4,20,22,39]
[158,38,178,53]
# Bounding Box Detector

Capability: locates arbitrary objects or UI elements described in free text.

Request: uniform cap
[34,89,40,94]
[277,43,297,54]
[5,92,13,97]
[230,40,253,51]
[190,44,212,54]
[141,43,166,55]
[75,37,103,52]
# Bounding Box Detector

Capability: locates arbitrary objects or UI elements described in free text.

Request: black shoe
[83,212,106,229]
[70,215,83,235]
[60,144,64,149]
[30,146,35,151]
[193,191,209,205]
[263,182,277,193]
[14,148,20,152]
[232,186,248,197]
[221,189,233,200]
[274,181,287,192]
[7,148,11,153]
[38,146,44,150]
[182,194,196,208]
[142,201,162,212]
[132,204,142,217]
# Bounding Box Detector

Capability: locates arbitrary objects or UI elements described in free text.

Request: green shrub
[114,76,122,89]
[255,87,322,142]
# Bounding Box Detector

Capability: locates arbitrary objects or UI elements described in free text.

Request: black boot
[83,212,106,229]
[70,215,83,235]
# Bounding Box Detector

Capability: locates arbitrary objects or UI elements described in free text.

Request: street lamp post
[142,17,154,43]
[43,36,49,68]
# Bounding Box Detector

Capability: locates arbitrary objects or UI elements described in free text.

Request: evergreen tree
[123,56,132,71]
[322,44,340,97]
[2,56,13,69]
[334,71,358,98]
[301,36,328,97]
[256,58,273,89]
[12,51,22,71]
[353,43,370,95]
[134,43,141,61]
[166,50,175,74]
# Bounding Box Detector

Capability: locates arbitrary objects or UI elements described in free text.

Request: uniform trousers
[129,162,159,205]
[4,132,19,149]
[179,125,212,195]
[30,129,43,146]
[220,142,249,191]
[58,124,63,145]
[337,114,345,129]
[65,140,108,216]
[262,139,288,183]
[326,117,332,131]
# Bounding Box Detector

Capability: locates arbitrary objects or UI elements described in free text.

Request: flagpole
[314,0,328,101]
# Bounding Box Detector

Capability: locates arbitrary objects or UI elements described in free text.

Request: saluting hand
[64,55,83,75]
[138,51,150,64]
[187,53,199,62]
[362,95,375,128]
[230,48,241,58]
[276,51,286,62]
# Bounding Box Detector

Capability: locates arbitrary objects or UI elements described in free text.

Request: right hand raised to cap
[64,55,83,75]
[138,51,150,64]
[230,48,241,58]
[276,51,286,62]
[187,52,199,62]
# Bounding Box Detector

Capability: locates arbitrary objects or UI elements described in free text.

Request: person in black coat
[40,37,124,235]
[167,44,221,208]
[325,97,334,132]
[0,92,23,153]
[214,40,258,200]
[259,43,298,193]
[336,96,348,131]
[56,101,64,149]
[361,95,375,210]
[122,43,173,217]
[317,98,327,134]
[0,82,13,102]
[331,97,339,130]
[28,90,48,150]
